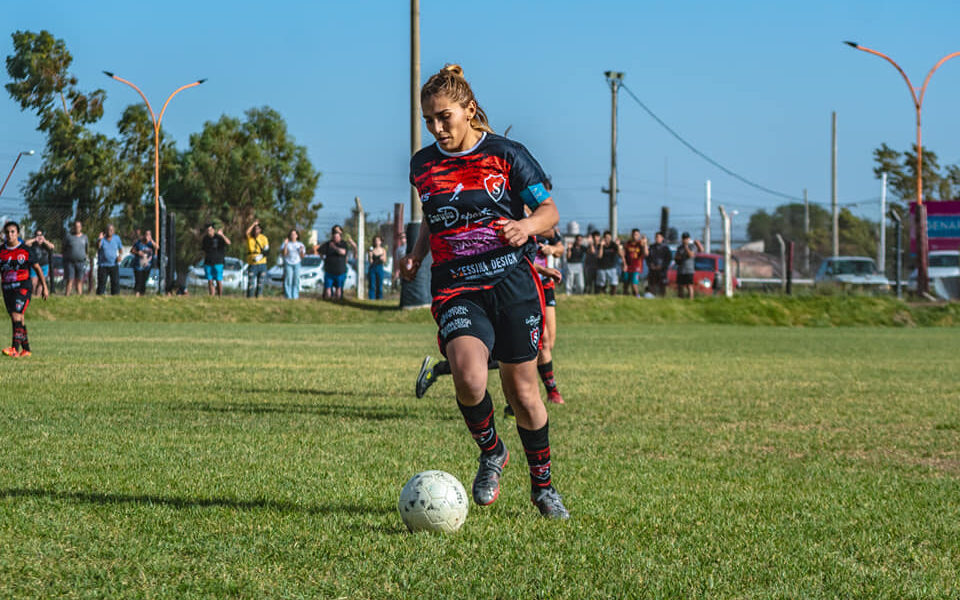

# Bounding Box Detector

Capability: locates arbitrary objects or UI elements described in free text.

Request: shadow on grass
[0,487,394,516]
[338,298,401,312]
[170,400,412,421]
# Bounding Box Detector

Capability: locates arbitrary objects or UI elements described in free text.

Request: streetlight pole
[0,150,36,199]
[844,41,960,297]
[103,72,205,279]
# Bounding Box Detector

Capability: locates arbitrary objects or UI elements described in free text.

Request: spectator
[96,224,122,295]
[675,232,705,299]
[62,220,88,296]
[621,229,648,297]
[596,230,620,295]
[201,223,231,297]
[584,231,600,294]
[319,225,356,300]
[393,231,407,289]
[367,234,387,300]
[646,231,672,297]
[130,229,159,297]
[245,220,269,298]
[25,229,55,295]
[565,234,585,295]
[281,229,306,299]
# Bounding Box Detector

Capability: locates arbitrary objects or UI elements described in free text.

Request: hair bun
[442,64,464,77]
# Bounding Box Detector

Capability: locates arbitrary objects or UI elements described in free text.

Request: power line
[619,83,803,203]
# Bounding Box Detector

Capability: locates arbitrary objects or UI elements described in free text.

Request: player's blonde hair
[421,64,494,134]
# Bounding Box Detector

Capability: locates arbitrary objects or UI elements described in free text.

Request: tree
[164,107,321,275]
[5,30,117,242]
[872,142,959,205]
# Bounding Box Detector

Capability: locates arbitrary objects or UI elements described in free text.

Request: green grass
[1,311,959,597]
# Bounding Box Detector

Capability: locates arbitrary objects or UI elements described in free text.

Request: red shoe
[546,390,565,404]
[1,347,19,357]
[17,350,31,358]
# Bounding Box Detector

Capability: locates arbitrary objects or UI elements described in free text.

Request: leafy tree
[164,107,321,274]
[5,30,119,244]
[872,142,960,205]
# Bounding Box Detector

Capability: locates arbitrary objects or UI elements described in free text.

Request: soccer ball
[398,470,469,533]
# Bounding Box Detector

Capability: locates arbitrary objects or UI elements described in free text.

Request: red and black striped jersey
[0,242,33,287]
[410,133,552,297]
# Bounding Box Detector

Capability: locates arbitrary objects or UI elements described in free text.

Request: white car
[186,256,249,291]
[117,254,159,290]
[267,255,325,291]
[815,256,891,291]
[907,250,960,296]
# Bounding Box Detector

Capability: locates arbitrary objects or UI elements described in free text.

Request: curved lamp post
[103,72,205,250]
[845,41,960,297]
[0,150,35,199]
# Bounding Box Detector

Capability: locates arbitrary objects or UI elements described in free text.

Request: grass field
[1,298,959,598]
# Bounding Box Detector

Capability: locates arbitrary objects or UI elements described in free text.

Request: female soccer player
[402,64,569,519]
[1,221,48,357]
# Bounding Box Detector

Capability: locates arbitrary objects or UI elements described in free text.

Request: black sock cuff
[537,361,554,376]
[434,360,452,376]
[457,391,493,425]
[517,421,550,453]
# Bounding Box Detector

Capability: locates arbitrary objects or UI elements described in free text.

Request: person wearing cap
[201,222,231,297]
[675,232,704,299]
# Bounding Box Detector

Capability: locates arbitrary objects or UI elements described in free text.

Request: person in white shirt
[281,229,306,299]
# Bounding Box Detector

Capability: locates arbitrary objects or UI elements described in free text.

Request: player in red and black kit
[401,64,569,519]
[1,221,48,357]
[532,228,565,405]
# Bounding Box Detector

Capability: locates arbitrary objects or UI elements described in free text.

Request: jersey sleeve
[508,143,551,211]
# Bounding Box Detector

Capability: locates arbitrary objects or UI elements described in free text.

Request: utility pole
[704,180,711,252]
[410,0,422,223]
[355,196,365,300]
[879,172,887,274]
[603,71,624,237]
[831,111,839,257]
[401,0,430,308]
[803,188,810,274]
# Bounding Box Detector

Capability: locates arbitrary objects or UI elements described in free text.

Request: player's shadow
[338,298,401,312]
[0,487,395,517]
[178,400,412,421]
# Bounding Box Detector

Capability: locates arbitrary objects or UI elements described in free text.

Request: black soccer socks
[458,391,504,456]
[518,421,552,492]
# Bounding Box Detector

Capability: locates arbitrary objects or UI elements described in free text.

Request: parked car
[907,250,960,292]
[815,256,890,291]
[117,254,160,290]
[185,256,249,291]
[667,253,740,295]
[267,255,326,291]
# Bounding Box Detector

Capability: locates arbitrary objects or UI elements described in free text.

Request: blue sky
[4,0,960,242]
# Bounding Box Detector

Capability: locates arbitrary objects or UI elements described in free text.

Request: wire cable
[618,83,803,203]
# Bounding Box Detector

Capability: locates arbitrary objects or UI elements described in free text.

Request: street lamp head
[103,70,115,78]
[196,78,207,85]
[24,150,35,156]
[843,41,859,49]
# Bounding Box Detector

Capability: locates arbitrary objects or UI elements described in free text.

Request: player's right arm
[401,222,431,281]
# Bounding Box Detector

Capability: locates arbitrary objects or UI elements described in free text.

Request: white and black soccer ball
[398,470,468,533]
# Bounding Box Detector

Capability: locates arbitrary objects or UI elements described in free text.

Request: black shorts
[3,285,31,314]
[543,285,556,307]
[677,272,694,286]
[433,262,544,364]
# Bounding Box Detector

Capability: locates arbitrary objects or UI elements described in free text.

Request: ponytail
[421,64,494,134]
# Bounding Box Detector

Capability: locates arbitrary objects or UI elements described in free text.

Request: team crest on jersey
[484,174,506,203]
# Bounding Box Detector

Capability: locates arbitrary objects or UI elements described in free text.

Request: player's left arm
[501,199,558,247]
[32,263,48,300]
[533,262,562,283]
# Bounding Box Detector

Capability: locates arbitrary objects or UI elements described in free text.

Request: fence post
[718,205,733,298]
[355,196,365,300]
[776,233,786,294]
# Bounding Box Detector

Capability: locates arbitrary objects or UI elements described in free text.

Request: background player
[1,221,48,357]
[402,64,569,519]
[532,227,565,405]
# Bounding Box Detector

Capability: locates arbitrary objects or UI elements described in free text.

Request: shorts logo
[530,327,540,349]
[524,314,540,327]
[484,174,506,203]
